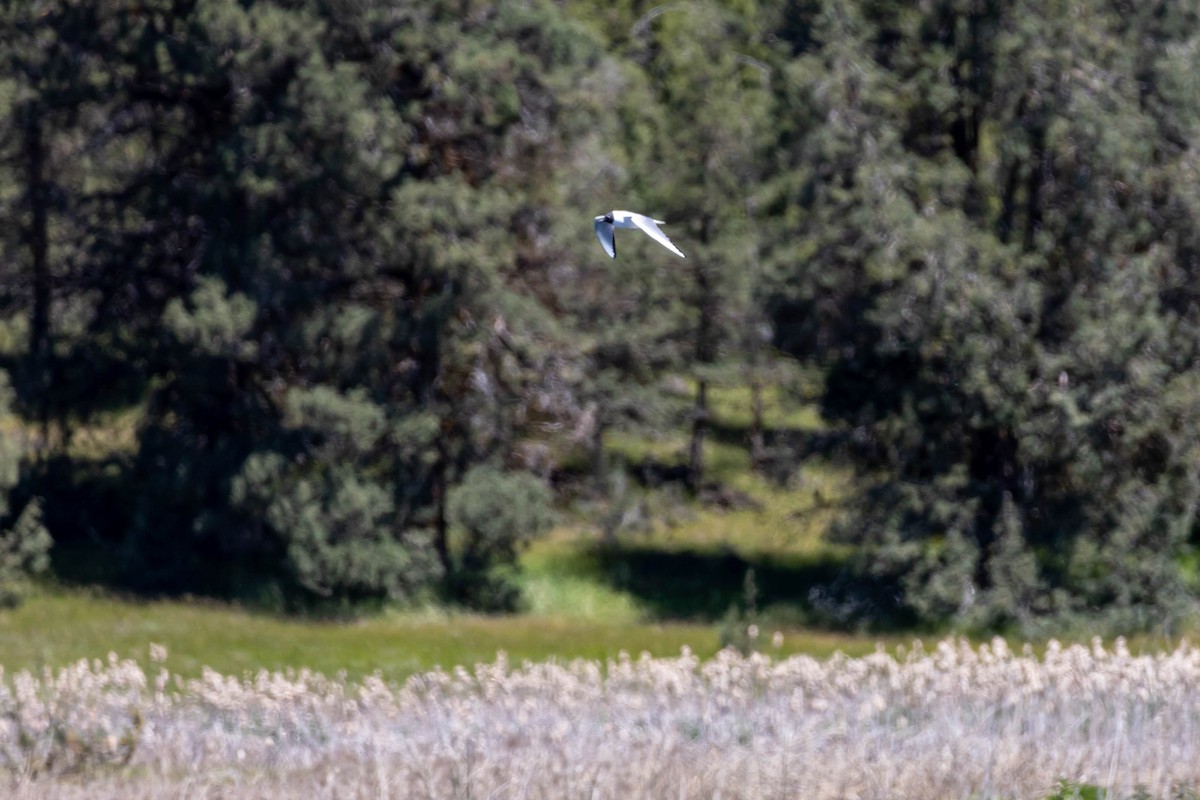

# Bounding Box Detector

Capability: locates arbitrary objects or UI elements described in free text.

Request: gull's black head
[594,212,613,223]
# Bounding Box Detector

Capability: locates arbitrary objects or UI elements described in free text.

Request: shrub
[0,370,50,607]
[446,465,555,609]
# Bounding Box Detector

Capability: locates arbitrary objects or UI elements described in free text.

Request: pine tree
[766,0,1200,632]
[67,0,624,605]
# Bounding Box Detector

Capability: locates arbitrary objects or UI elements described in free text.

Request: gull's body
[594,210,686,259]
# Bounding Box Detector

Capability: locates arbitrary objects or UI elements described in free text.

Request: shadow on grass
[36,455,294,615]
[590,544,914,632]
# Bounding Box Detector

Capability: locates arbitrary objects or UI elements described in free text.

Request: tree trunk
[591,414,609,497]
[749,376,765,470]
[687,215,715,494]
[22,103,52,440]
[432,454,453,581]
[687,379,708,494]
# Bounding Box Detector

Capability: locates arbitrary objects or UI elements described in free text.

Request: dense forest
[3,0,1200,634]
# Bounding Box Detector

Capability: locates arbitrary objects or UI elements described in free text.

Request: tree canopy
[3,0,1200,632]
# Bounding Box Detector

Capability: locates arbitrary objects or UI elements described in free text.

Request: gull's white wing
[594,218,616,258]
[630,213,685,258]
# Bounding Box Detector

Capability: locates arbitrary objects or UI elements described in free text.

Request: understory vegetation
[2,638,1199,799]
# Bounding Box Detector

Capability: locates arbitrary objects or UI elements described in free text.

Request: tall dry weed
[3,637,1200,799]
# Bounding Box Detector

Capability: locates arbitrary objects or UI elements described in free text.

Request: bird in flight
[594,210,686,259]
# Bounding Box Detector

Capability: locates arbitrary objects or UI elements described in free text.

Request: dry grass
[3,637,1200,798]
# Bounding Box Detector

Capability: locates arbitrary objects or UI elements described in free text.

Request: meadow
[3,637,1199,799]
[2,379,1193,799]
[0,587,886,681]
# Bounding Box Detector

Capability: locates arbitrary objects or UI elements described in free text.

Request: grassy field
[0,587,894,680]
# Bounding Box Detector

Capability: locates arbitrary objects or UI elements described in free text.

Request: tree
[44,0,622,606]
[766,0,1200,633]
[0,1,116,443]
[627,1,775,492]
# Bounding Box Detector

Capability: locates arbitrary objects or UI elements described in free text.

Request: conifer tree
[766,0,1200,631]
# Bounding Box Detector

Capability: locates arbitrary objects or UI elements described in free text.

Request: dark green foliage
[0,371,50,606]
[0,497,49,607]
[0,0,612,607]
[765,0,1200,633]
[446,464,555,610]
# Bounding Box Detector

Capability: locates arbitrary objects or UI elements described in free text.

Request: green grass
[591,412,841,611]
[1044,781,1108,800]
[705,380,825,432]
[519,537,647,623]
[0,587,889,681]
[602,430,849,537]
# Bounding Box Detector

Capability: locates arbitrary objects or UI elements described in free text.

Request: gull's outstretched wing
[595,217,616,258]
[630,213,686,258]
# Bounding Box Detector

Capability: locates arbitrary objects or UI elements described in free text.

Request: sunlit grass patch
[604,428,688,468]
[554,426,853,559]
[60,404,144,461]
[518,537,647,623]
[4,400,145,462]
[705,380,825,432]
